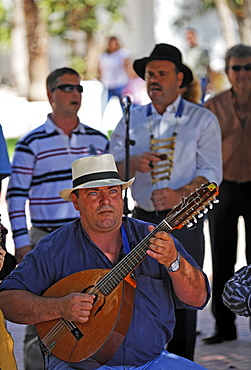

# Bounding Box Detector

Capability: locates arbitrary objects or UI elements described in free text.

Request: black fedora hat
[133,43,193,88]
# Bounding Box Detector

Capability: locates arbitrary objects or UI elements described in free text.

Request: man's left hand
[146,225,177,268]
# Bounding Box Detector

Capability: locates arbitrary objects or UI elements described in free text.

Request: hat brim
[60,177,135,202]
[133,57,193,88]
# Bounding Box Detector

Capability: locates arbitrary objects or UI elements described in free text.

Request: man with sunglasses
[7,67,109,263]
[203,44,251,344]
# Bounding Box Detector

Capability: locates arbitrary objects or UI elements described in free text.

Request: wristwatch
[166,252,180,272]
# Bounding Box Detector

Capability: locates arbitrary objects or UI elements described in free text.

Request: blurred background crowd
[0,0,250,142]
[1,1,251,369]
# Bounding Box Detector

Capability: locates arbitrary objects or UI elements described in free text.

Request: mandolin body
[36,269,134,364]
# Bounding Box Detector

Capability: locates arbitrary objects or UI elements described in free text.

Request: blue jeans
[46,350,207,369]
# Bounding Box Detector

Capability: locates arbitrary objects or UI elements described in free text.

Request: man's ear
[178,72,184,88]
[71,192,79,211]
[47,90,54,104]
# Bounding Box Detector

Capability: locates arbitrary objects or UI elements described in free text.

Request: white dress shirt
[110,95,222,212]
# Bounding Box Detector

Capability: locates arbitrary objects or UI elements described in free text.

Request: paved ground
[195,303,251,370]
[6,301,251,370]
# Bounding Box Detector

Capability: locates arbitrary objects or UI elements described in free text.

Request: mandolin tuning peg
[192,216,198,223]
[197,212,204,218]
[209,203,213,209]
[203,207,208,214]
[187,221,193,228]
[213,199,219,204]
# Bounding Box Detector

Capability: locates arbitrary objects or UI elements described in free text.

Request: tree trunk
[214,0,237,48]
[23,0,49,101]
[236,0,251,44]
[11,0,29,96]
[85,33,104,80]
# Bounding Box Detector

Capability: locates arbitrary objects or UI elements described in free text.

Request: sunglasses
[51,84,83,93]
[228,63,251,72]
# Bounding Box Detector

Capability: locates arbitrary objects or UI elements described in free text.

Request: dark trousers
[132,207,205,361]
[208,179,251,336]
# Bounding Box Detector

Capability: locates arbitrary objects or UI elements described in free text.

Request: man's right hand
[58,293,96,323]
[15,245,32,264]
[131,152,161,174]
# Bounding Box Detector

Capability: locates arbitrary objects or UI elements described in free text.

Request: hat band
[73,171,121,188]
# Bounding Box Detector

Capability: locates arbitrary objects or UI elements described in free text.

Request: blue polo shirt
[0,217,210,367]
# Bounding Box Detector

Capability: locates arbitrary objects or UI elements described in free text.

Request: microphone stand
[122,96,135,216]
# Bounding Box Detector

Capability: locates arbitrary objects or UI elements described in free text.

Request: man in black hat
[110,43,223,360]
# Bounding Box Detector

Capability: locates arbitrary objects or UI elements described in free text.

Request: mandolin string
[96,192,198,294]
[99,224,185,294]
[95,190,203,294]
[95,220,173,295]
[96,202,194,293]
[42,328,64,350]
[93,228,162,294]
[47,325,66,344]
[42,320,69,347]
[42,321,78,350]
[95,188,213,294]
[41,318,78,348]
[41,319,83,362]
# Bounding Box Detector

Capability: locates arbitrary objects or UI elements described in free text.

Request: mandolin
[36,181,219,364]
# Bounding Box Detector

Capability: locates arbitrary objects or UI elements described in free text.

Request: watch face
[167,252,180,272]
[171,260,179,271]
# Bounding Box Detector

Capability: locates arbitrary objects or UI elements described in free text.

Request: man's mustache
[149,83,161,89]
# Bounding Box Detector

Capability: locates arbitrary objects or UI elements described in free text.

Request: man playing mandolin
[0,154,211,369]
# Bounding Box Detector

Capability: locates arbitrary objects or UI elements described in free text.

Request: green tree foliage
[0,0,12,47]
[39,0,127,77]
[0,0,126,79]
[0,0,126,43]
[39,0,126,38]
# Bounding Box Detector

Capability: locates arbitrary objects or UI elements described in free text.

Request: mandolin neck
[89,219,172,296]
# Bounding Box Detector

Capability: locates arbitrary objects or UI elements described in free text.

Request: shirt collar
[165,95,181,114]
[45,114,85,134]
[149,95,181,116]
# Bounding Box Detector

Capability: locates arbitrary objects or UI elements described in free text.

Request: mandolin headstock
[164,182,219,230]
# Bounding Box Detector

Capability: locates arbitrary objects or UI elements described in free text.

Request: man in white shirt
[110,43,222,361]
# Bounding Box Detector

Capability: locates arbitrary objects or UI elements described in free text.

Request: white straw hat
[60,154,135,202]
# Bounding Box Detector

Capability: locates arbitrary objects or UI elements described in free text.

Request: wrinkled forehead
[78,185,122,193]
[56,73,80,85]
[145,60,176,72]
